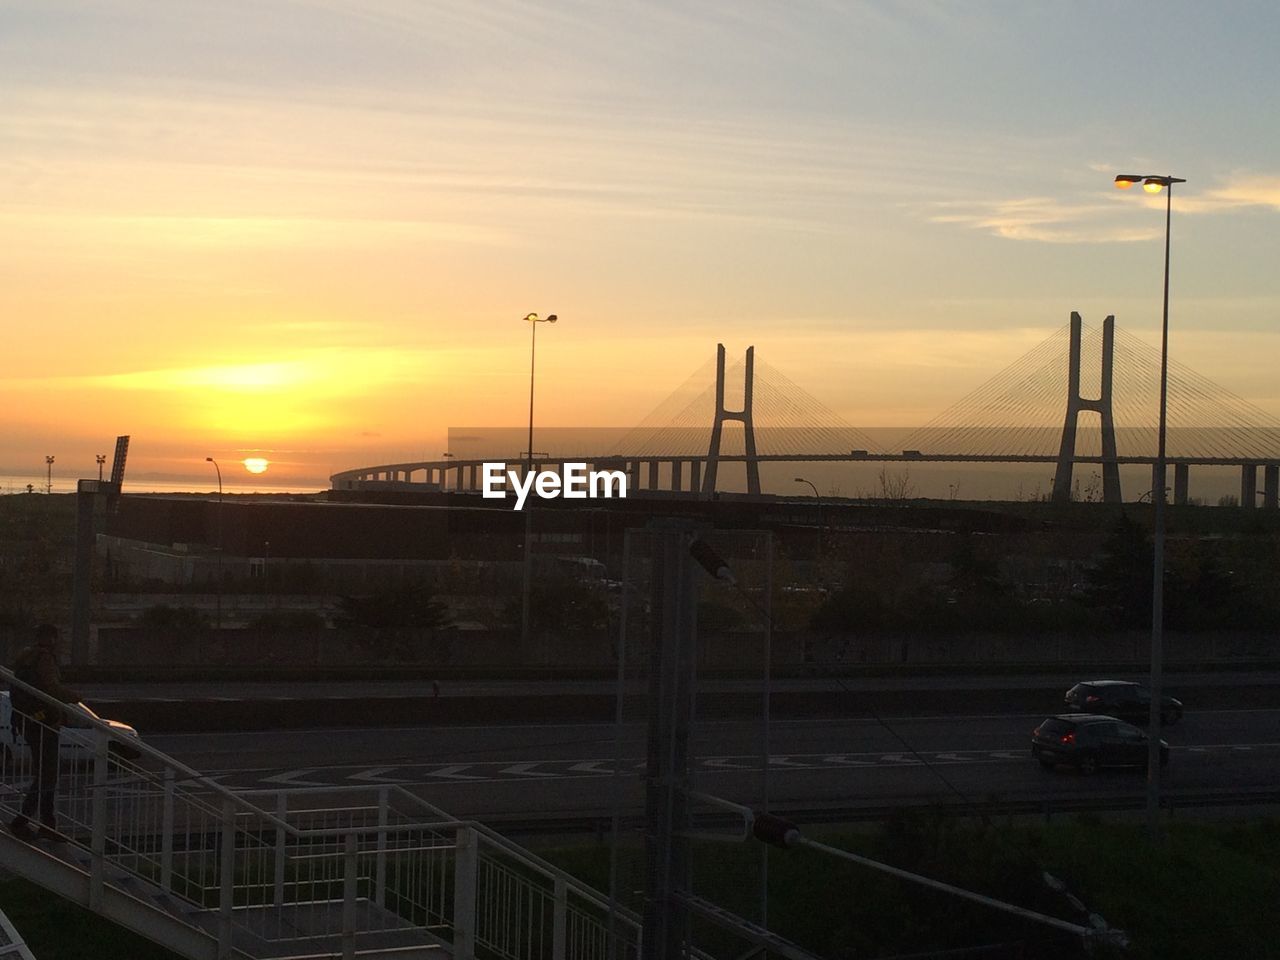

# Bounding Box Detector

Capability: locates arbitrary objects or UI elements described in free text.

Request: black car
[1064,680,1183,725]
[1032,714,1169,774]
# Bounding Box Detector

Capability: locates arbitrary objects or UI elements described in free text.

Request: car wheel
[1077,753,1100,776]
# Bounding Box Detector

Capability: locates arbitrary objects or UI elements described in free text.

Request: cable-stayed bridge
[332,313,1280,507]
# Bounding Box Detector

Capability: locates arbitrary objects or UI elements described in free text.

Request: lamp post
[96,454,106,482]
[206,457,224,630]
[523,312,558,476]
[45,455,55,494]
[1114,171,1185,837]
[794,477,824,555]
[521,312,557,652]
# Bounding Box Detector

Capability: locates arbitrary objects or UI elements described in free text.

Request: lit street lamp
[1114,171,1185,837]
[522,311,557,652]
[206,457,224,630]
[524,312,558,476]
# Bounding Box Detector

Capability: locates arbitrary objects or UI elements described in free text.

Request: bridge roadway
[83,672,1280,832]
[332,454,1280,507]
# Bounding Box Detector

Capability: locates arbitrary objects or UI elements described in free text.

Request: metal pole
[528,318,537,478]
[522,316,540,651]
[1146,180,1173,838]
[207,458,224,631]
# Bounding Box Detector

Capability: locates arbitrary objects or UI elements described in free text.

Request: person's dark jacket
[11,645,80,727]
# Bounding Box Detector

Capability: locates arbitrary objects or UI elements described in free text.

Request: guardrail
[0,666,643,960]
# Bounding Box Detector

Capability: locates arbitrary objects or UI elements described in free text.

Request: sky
[3,0,1278,492]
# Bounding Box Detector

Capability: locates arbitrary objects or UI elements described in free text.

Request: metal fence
[0,666,642,960]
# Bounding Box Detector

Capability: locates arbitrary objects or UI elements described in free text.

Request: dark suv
[1032,715,1169,774]
[1064,680,1183,725]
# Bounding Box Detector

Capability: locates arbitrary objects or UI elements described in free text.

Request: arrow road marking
[500,762,550,778]
[261,769,331,787]
[567,761,615,775]
[423,764,485,781]
[879,754,923,764]
[822,755,878,767]
[348,767,411,784]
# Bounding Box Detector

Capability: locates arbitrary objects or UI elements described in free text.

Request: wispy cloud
[929,171,1280,243]
[927,196,1159,243]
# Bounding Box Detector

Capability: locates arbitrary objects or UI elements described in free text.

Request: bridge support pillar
[468,464,478,491]
[1173,464,1189,505]
[690,460,701,493]
[1052,313,1121,504]
[647,461,659,490]
[629,460,642,493]
[702,344,761,497]
[1264,465,1279,509]
[1242,464,1258,509]
[671,460,683,492]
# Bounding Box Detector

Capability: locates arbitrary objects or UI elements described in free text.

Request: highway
[144,706,1280,830]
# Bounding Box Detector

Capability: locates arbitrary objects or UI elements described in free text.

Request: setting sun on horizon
[3,3,1279,493]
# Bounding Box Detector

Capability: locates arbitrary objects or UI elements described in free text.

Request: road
[145,706,1280,828]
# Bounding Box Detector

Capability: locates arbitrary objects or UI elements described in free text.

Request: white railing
[0,667,642,960]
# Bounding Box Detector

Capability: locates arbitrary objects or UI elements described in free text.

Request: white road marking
[261,769,330,787]
[348,766,412,784]
[500,762,548,777]
[423,764,486,781]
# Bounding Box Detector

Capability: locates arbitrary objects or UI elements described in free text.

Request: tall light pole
[521,313,557,652]
[45,455,55,494]
[1114,171,1185,837]
[96,454,106,482]
[206,457,224,630]
[524,312,558,475]
[795,477,824,555]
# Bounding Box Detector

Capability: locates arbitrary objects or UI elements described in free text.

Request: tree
[335,578,452,661]
[335,579,451,631]
[1080,513,1153,628]
[503,572,610,636]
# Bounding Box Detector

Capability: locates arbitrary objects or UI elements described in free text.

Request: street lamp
[45,455,55,494]
[96,454,106,482]
[1114,171,1185,837]
[794,477,824,554]
[524,312,558,476]
[206,457,224,630]
[522,312,557,651]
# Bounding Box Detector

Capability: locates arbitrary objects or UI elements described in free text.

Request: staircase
[0,669,642,960]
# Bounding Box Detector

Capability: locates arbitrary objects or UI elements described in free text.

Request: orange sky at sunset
[4,3,1279,492]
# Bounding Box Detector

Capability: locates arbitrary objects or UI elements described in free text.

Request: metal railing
[0,667,642,960]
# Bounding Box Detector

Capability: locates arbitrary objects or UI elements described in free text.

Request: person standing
[9,623,80,841]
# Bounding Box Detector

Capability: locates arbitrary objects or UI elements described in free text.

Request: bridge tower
[701,344,762,496]
[1052,312,1121,503]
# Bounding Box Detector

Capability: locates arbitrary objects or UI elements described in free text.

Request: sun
[243,457,270,475]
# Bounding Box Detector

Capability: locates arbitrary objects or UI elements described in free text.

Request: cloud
[1182,176,1280,214]
[927,196,1160,244]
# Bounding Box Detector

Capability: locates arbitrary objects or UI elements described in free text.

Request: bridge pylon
[1052,312,1121,503]
[701,344,761,497]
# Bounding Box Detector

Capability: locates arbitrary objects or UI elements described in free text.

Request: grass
[0,877,182,960]
[540,814,1280,959]
[3,816,1278,958]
